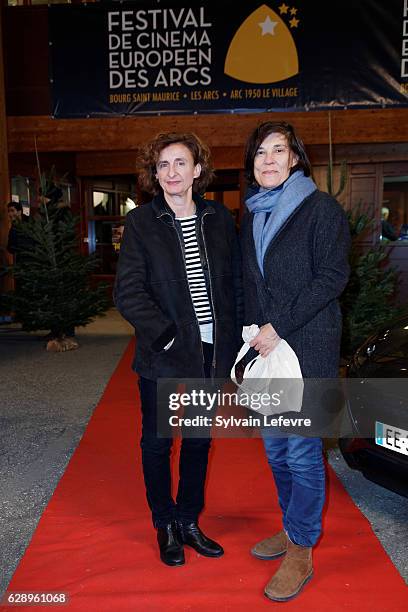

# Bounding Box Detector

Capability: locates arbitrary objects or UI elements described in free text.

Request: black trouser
[139,342,213,528]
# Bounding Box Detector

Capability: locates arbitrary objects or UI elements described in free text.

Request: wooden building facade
[2,5,408,298]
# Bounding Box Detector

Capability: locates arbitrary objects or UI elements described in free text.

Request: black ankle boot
[177,521,224,557]
[157,522,185,566]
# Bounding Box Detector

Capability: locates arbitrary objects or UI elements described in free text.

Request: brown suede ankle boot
[251,529,287,560]
[264,537,313,602]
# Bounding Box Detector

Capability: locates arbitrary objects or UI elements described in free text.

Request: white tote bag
[230,325,304,414]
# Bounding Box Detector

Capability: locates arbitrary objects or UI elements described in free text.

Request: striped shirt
[176,215,213,332]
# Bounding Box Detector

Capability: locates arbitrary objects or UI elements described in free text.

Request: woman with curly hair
[115,132,242,566]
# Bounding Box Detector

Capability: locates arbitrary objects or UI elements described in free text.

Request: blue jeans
[261,434,325,547]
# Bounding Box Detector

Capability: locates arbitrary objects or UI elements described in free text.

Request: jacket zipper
[200,210,217,378]
[172,218,206,374]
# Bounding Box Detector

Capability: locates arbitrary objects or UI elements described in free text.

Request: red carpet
[3,341,406,611]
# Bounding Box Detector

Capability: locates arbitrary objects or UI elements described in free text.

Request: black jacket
[6,217,31,257]
[241,190,351,377]
[114,193,243,380]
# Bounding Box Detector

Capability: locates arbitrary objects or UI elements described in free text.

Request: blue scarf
[245,170,317,276]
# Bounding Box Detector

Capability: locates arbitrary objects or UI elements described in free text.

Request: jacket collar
[151,192,215,221]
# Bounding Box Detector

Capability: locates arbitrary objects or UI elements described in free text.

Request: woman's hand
[249,323,281,357]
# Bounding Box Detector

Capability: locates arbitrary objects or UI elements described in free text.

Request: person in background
[241,121,350,602]
[381,206,398,241]
[2,202,25,322]
[6,201,23,256]
[114,132,242,567]
[7,201,22,223]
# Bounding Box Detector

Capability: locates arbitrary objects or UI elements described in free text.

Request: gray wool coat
[241,189,351,378]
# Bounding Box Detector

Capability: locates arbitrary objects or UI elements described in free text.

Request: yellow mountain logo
[224,4,299,83]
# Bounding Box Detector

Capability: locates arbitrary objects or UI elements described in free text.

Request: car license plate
[375,421,408,456]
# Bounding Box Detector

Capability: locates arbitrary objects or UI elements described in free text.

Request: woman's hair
[137,132,215,195]
[244,121,312,184]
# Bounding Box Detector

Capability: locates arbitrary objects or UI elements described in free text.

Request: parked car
[339,316,408,497]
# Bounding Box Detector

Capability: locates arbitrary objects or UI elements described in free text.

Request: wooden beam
[0,7,11,260]
[75,146,244,176]
[76,151,138,176]
[8,108,408,154]
[307,142,408,165]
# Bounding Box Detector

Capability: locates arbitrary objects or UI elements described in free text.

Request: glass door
[86,178,138,275]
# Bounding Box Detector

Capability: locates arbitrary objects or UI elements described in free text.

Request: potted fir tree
[4,177,109,351]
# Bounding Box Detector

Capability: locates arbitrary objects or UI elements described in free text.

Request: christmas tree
[3,184,109,350]
[340,206,403,356]
[324,119,402,357]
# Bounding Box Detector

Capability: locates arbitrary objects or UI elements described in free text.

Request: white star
[259,15,278,36]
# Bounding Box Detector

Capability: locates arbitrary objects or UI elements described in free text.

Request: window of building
[11,176,37,216]
[205,170,242,228]
[86,178,137,275]
[381,176,408,244]
[11,175,74,215]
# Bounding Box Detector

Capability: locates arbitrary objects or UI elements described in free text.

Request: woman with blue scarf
[241,122,351,602]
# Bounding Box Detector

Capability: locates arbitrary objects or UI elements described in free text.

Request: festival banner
[49,0,408,117]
